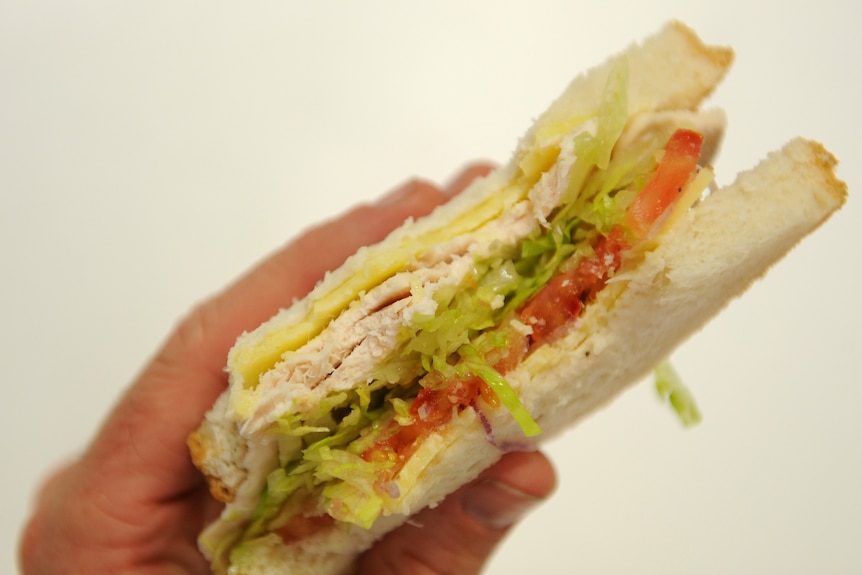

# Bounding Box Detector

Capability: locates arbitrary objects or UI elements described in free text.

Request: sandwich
[187,21,847,575]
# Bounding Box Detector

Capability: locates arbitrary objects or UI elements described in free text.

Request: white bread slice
[222,138,846,575]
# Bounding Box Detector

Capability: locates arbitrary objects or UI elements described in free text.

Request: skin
[19,164,557,575]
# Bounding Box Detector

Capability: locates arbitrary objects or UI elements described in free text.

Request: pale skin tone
[19,164,557,575]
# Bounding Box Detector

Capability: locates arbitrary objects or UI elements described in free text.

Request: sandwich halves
[188,21,847,575]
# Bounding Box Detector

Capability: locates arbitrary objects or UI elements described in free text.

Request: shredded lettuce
[556,57,630,212]
[238,380,414,540]
[458,347,541,437]
[235,56,700,542]
[654,360,702,427]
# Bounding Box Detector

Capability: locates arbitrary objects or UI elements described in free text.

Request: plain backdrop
[2,2,860,573]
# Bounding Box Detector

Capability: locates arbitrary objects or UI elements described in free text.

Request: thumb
[357,450,556,575]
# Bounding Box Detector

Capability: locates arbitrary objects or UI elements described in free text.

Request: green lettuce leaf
[654,360,702,427]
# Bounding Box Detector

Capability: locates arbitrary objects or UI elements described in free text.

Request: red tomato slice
[362,129,704,485]
[362,326,527,478]
[519,226,629,344]
[625,128,703,238]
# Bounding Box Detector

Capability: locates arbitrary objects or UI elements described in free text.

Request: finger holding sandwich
[357,449,555,575]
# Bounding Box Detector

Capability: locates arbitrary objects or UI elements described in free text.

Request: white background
[2,2,860,573]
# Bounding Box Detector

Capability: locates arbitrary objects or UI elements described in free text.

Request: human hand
[19,164,557,575]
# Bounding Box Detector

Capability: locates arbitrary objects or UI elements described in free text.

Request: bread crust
[532,20,733,136]
[188,430,234,504]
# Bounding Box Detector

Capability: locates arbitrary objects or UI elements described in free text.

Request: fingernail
[375,179,429,206]
[443,162,496,196]
[462,479,543,530]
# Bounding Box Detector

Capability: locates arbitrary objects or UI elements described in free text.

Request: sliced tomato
[361,130,704,485]
[519,275,584,344]
[519,226,629,344]
[625,128,704,238]
[361,375,495,484]
[519,129,703,344]
[361,327,527,479]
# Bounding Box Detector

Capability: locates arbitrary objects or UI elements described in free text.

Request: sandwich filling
[204,59,716,567]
